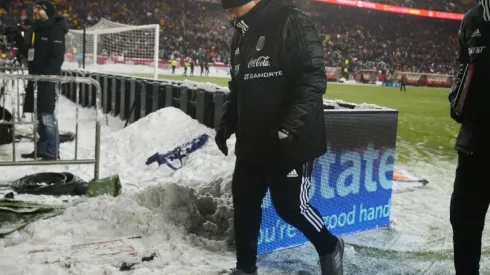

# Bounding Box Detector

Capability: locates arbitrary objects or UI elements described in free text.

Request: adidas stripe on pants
[232,159,339,271]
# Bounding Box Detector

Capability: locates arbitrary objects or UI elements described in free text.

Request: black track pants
[232,159,338,271]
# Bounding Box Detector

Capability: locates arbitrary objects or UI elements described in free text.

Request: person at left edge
[14,1,68,160]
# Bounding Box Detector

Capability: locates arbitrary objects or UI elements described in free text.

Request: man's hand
[215,128,232,156]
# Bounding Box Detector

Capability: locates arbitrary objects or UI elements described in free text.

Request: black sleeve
[218,34,239,133]
[279,9,326,136]
[448,19,470,123]
[44,27,66,75]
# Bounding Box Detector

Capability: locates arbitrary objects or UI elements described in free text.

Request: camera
[2,19,31,45]
[0,20,32,66]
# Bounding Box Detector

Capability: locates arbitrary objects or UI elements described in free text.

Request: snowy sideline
[62,62,231,79]
[0,72,489,274]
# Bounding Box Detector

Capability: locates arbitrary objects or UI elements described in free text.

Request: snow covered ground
[0,71,489,275]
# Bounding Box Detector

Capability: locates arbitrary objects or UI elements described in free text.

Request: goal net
[63,19,160,79]
[358,69,378,84]
[325,67,342,82]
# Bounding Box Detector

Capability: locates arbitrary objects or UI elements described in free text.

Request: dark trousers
[232,159,338,271]
[450,151,490,275]
[400,83,406,92]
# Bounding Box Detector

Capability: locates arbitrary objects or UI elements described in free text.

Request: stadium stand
[0,0,476,81]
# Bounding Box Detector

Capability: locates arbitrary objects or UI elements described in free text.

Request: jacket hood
[32,16,68,33]
[54,17,69,33]
[232,0,296,35]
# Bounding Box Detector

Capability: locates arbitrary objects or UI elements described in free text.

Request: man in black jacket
[13,1,67,160]
[448,1,490,274]
[216,0,344,274]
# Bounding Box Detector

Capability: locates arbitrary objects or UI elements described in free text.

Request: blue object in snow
[145,134,210,170]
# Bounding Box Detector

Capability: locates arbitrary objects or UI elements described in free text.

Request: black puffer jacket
[18,17,68,114]
[219,0,327,168]
[449,1,490,154]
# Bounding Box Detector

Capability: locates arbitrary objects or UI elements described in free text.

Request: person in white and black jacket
[215,0,344,274]
[448,0,490,274]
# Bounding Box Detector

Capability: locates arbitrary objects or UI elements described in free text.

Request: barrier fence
[324,66,455,87]
[60,69,399,255]
[0,73,102,180]
[61,70,227,129]
[0,67,29,123]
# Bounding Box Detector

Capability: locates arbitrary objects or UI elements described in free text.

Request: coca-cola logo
[248,56,271,68]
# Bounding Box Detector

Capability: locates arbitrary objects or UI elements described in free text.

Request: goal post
[358,69,378,84]
[63,19,160,79]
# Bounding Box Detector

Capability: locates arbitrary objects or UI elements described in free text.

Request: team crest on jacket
[256,36,265,51]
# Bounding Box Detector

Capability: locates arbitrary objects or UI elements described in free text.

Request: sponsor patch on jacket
[248,56,270,68]
[244,70,283,80]
[468,46,486,55]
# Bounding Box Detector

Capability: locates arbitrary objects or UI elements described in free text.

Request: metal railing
[0,73,102,180]
[0,67,29,123]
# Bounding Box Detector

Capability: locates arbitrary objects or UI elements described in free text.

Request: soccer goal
[63,18,160,79]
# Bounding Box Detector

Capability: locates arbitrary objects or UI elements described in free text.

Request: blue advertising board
[257,110,398,255]
[382,81,401,87]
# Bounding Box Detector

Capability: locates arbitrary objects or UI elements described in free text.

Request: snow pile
[94,106,235,192]
[323,99,395,111]
[0,194,235,275]
[136,183,235,245]
[0,95,241,274]
[180,80,229,93]
[1,84,490,274]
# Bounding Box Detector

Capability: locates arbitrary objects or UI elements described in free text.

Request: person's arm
[218,34,239,134]
[219,80,238,133]
[449,19,470,124]
[279,9,326,137]
[44,26,66,75]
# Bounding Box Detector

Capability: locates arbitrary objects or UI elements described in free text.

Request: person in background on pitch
[215,0,344,274]
[11,1,67,160]
[400,73,407,92]
[448,0,490,274]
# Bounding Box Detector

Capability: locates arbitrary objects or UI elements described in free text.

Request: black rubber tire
[10,172,89,196]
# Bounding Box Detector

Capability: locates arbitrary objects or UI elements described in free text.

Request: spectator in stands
[0,0,471,76]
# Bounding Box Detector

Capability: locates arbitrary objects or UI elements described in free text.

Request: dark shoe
[320,237,344,275]
[21,152,59,160]
[21,152,37,159]
[228,268,258,275]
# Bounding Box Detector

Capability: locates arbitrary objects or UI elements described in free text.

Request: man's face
[226,0,258,21]
[33,5,48,21]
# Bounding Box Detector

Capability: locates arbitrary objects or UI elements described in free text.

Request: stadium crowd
[364,0,474,13]
[304,2,460,75]
[0,0,476,75]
